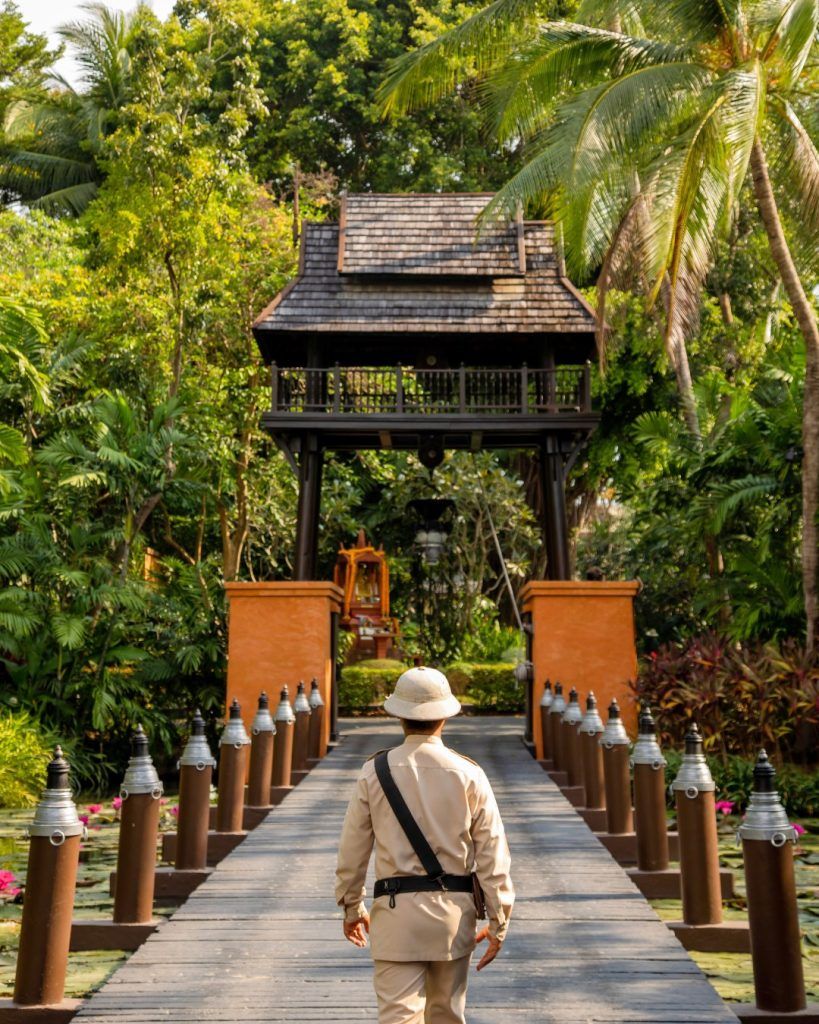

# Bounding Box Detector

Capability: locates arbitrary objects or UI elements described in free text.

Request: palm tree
[380,0,819,646]
[0,2,144,214]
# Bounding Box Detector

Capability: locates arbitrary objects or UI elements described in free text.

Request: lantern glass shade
[415,528,446,565]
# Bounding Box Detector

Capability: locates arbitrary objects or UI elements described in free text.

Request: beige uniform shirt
[335,734,514,961]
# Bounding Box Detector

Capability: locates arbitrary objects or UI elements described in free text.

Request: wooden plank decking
[76,718,738,1023]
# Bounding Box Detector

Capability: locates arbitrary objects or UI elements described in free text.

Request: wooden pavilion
[253,193,600,580]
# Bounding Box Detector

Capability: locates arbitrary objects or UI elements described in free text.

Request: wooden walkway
[76,718,737,1023]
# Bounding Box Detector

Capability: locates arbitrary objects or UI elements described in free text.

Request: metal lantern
[407,498,456,566]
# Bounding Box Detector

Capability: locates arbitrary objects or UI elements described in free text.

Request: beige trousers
[373,956,471,1024]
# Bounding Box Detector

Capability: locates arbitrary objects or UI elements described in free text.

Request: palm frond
[692,474,778,533]
[759,0,818,86]
[487,29,704,145]
[768,99,819,267]
[30,180,100,216]
[378,0,539,116]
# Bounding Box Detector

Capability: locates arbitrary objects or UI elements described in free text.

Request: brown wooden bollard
[601,699,633,834]
[739,750,806,1014]
[215,699,250,834]
[631,705,669,872]
[175,710,216,871]
[579,693,605,810]
[548,682,566,772]
[247,692,275,808]
[14,747,83,1007]
[308,679,325,762]
[114,725,163,923]
[271,687,295,788]
[539,680,553,765]
[291,681,311,778]
[672,724,722,925]
[561,688,584,789]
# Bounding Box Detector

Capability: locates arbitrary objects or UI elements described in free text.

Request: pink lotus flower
[87,804,102,814]
[0,870,17,887]
[715,800,735,815]
[792,823,806,836]
[170,805,179,817]
[159,797,168,805]
[79,813,89,825]
[112,797,123,811]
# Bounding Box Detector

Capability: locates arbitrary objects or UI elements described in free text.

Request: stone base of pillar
[109,867,211,904]
[595,831,680,864]
[545,769,569,787]
[161,831,245,867]
[290,769,310,786]
[626,866,734,900]
[0,1000,81,1024]
[208,805,271,831]
[577,808,607,831]
[537,759,554,771]
[559,785,586,807]
[732,1007,819,1023]
[667,921,751,953]
[69,919,160,952]
[270,785,294,804]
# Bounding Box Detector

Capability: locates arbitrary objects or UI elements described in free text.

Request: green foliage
[634,632,819,763]
[576,331,806,646]
[338,662,405,709]
[445,661,522,711]
[248,0,521,193]
[664,749,819,819]
[0,711,51,807]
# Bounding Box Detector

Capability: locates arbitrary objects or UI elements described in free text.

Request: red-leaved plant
[632,633,819,763]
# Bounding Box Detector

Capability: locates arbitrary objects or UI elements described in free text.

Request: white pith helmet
[383,666,462,721]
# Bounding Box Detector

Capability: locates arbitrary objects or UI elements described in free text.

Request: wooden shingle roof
[339,193,524,276]
[253,193,597,350]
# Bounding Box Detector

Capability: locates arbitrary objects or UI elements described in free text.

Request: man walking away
[335,666,514,1023]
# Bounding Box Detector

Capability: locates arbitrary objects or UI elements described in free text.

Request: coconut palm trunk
[750,139,819,650]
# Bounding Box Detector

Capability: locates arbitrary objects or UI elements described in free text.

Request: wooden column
[540,435,570,580]
[294,433,324,581]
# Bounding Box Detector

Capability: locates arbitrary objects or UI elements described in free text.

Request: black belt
[374,874,474,908]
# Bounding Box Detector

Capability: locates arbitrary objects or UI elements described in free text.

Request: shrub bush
[634,632,819,762]
[338,660,524,713]
[338,661,406,710]
[0,712,52,807]
[444,662,522,712]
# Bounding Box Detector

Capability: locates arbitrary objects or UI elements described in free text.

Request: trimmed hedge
[338,660,523,713]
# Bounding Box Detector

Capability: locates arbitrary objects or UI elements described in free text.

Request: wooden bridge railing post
[600,699,633,836]
[12,747,82,1011]
[538,681,553,769]
[247,692,275,810]
[559,688,585,806]
[631,705,669,873]
[307,679,325,765]
[737,751,808,1016]
[577,693,606,831]
[175,710,216,872]
[215,699,251,835]
[270,687,295,803]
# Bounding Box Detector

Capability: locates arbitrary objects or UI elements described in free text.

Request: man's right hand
[474,926,502,970]
[343,913,370,948]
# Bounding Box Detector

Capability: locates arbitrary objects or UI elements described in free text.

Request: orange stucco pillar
[521,581,639,760]
[225,582,343,756]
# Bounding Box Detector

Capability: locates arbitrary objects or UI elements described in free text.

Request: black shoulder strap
[374,750,444,880]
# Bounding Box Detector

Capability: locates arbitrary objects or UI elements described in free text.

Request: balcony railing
[270,364,592,417]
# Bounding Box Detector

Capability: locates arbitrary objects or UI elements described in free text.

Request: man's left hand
[474,926,502,970]
[343,913,370,948]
